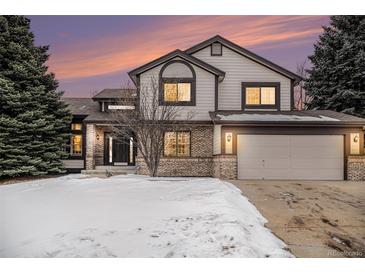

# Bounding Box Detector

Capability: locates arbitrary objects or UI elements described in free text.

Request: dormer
[92,88,137,112]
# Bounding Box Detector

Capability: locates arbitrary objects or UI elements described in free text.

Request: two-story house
[63,35,365,181]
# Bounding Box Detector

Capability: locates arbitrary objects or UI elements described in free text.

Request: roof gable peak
[185,35,302,82]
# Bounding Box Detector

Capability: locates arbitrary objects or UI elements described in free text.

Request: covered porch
[83,124,137,175]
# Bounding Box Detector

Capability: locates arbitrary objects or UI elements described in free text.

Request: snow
[217,113,339,122]
[0,174,292,258]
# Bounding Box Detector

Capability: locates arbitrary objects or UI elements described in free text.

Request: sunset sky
[29,16,330,97]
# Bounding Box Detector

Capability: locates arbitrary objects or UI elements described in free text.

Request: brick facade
[347,156,365,181]
[85,124,95,170]
[95,126,106,166]
[86,122,364,182]
[137,125,214,176]
[85,125,111,169]
[212,155,237,180]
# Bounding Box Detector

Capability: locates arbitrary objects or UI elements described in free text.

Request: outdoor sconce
[350,133,360,155]
[96,133,100,141]
[225,132,233,154]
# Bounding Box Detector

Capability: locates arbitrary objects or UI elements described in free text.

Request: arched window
[159,60,196,106]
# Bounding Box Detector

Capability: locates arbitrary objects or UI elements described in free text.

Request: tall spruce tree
[305,16,365,117]
[0,16,72,178]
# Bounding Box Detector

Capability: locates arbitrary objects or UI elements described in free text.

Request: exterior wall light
[350,133,360,155]
[225,132,233,154]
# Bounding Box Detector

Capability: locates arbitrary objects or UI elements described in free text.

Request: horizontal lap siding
[139,57,215,120]
[62,160,84,169]
[192,46,292,111]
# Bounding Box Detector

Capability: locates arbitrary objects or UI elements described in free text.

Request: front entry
[104,133,136,166]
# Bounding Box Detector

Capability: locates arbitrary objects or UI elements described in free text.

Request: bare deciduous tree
[295,60,311,110]
[111,77,193,177]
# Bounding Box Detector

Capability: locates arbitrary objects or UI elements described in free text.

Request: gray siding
[192,46,292,111]
[63,160,84,169]
[139,57,215,120]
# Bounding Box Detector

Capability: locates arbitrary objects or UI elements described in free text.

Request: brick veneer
[212,155,237,180]
[95,126,106,166]
[347,156,365,181]
[137,125,214,176]
[137,157,213,176]
[85,124,95,170]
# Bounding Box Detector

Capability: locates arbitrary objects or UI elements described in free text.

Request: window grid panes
[164,131,190,157]
[163,83,191,102]
[71,134,82,156]
[71,123,82,131]
[245,87,275,105]
[246,88,260,105]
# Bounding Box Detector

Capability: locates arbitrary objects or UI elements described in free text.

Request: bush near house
[0,16,71,178]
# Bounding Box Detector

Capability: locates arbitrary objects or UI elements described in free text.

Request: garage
[237,135,344,180]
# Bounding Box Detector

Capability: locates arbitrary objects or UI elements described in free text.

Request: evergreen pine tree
[305,16,365,117]
[0,16,72,178]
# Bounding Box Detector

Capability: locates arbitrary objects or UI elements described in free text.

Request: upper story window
[164,82,191,102]
[242,82,280,110]
[71,123,82,131]
[211,42,222,56]
[159,60,196,106]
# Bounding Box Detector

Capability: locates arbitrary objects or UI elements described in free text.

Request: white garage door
[237,135,344,180]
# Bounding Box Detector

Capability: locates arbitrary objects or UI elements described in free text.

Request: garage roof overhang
[209,110,365,128]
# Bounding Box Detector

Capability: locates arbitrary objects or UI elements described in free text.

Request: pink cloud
[47,16,327,80]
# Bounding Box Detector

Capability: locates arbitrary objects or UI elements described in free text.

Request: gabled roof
[128,49,225,83]
[185,35,302,83]
[92,88,136,100]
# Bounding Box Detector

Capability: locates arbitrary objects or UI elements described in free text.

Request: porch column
[85,124,96,170]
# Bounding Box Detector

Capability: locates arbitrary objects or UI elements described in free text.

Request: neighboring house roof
[92,88,137,100]
[185,35,302,83]
[210,110,365,126]
[62,97,114,122]
[62,98,97,116]
[128,49,226,84]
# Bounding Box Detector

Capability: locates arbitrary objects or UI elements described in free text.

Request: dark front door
[104,133,136,166]
[113,136,129,164]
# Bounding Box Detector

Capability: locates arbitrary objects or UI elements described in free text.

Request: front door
[104,133,136,166]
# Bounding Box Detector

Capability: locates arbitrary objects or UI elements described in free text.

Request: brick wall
[137,157,213,177]
[95,127,105,166]
[212,155,237,180]
[137,125,214,176]
[347,156,365,181]
[85,124,95,170]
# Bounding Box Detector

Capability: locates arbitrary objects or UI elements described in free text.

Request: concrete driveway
[230,180,365,258]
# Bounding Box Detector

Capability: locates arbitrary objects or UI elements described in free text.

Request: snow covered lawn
[0,174,292,258]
